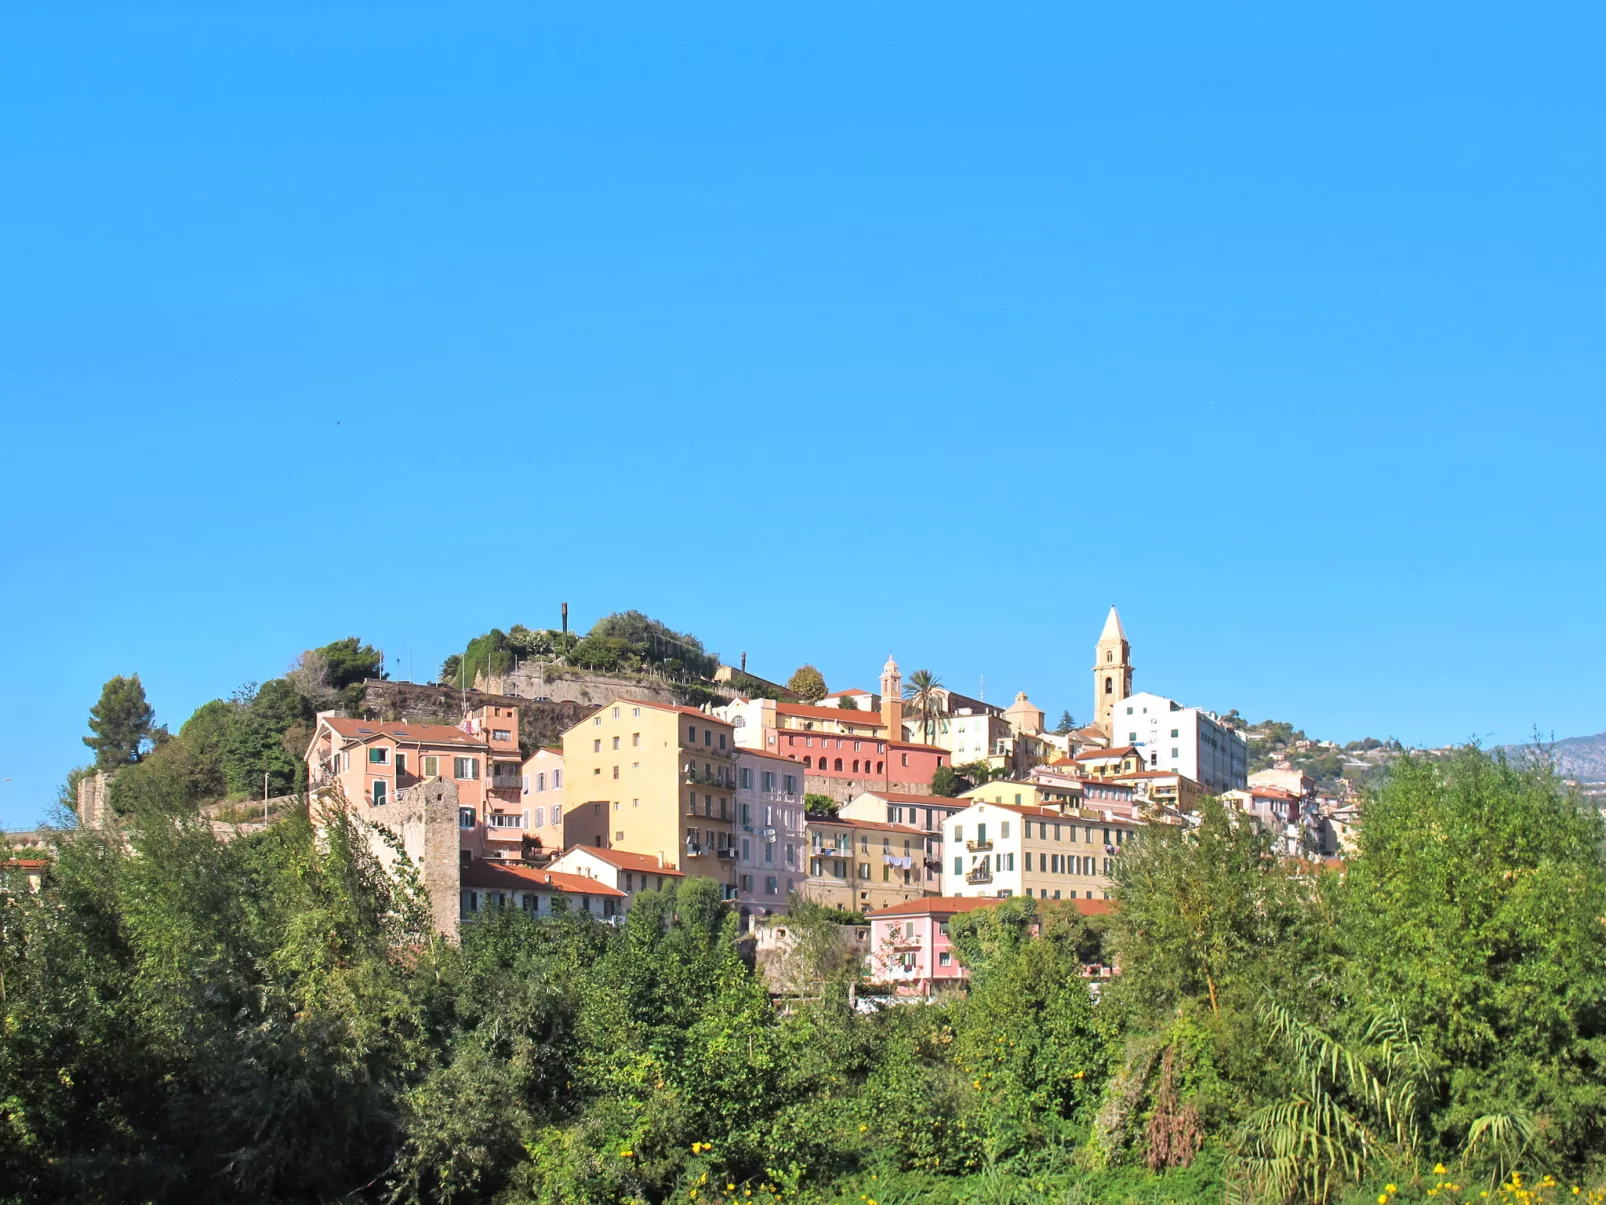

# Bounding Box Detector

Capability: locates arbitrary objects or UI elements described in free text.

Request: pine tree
[83,674,156,771]
[1055,709,1076,735]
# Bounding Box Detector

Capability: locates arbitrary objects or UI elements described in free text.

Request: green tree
[804,792,837,817]
[837,695,859,710]
[1335,749,1606,1166]
[222,680,310,798]
[588,610,718,677]
[903,669,943,745]
[788,664,827,702]
[1110,798,1309,1018]
[1054,709,1076,735]
[930,764,963,797]
[56,764,95,812]
[83,674,156,771]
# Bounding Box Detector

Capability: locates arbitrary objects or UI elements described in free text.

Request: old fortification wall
[480,663,735,709]
[348,777,463,940]
[358,679,598,753]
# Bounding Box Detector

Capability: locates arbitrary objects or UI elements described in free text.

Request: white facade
[1110,692,1247,793]
[732,747,806,925]
[944,801,1136,902]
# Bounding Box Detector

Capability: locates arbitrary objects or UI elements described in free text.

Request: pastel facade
[945,800,1136,901]
[560,699,738,892]
[837,790,964,893]
[866,896,1004,994]
[959,779,1083,809]
[732,747,806,926]
[1110,770,1206,813]
[1071,745,1147,779]
[803,816,931,913]
[519,747,566,856]
[546,845,684,913]
[460,860,627,922]
[305,705,529,861]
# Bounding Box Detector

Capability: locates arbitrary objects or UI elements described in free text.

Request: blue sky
[3,3,1604,829]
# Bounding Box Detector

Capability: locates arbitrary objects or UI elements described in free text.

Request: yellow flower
[1379,1196,1390,1204]
[858,1125,867,1132]
[1388,1187,1399,1195]
[1436,1165,1449,1176]
[620,1149,633,1158]
[728,1186,736,1192]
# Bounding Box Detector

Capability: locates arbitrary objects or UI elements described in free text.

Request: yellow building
[1072,745,1146,779]
[945,800,1138,902]
[958,778,1082,809]
[803,816,930,913]
[1111,769,1206,813]
[560,699,738,892]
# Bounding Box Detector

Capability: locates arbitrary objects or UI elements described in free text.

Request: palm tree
[903,669,943,746]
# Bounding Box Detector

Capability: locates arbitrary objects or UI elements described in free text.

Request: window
[493,729,511,742]
[395,752,407,775]
[552,804,562,823]
[593,739,602,753]
[765,875,778,895]
[612,736,620,750]
[687,725,696,742]
[615,830,624,841]
[631,732,640,747]
[369,747,389,765]
[594,716,602,726]
[371,780,387,805]
[422,755,438,777]
[1171,728,1179,738]
[632,707,641,717]
[900,753,909,767]
[1001,822,1010,838]
[953,856,962,875]
[459,807,475,828]
[1105,676,1113,694]
[1172,748,1179,758]
[1024,852,1032,871]
[833,758,843,771]
[553,769,562,788]
[533,806,545,828]
[938,951,953,967]
[858,863,871,880]
[454,757,479,780]
[763,770,776,792]
[612,766,619,779]
[703,730,711,747]
[719,734,726,749]
[803,756,812,769]
[783,774,796,794]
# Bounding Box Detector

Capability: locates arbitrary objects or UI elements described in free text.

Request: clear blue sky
[3,3,1603,830]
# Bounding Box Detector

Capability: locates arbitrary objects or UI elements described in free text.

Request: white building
[732,747,806,927]
[943,800,1138,902]
[1109,691,1247,793]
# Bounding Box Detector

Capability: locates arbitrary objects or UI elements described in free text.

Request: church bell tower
[1092,606,1133,736]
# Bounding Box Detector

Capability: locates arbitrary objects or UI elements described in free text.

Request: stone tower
[1092,606,1133,736]
[880,655,904,742]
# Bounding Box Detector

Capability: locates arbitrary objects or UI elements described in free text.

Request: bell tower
[1092,606,1133,736]
[880,655,904,741]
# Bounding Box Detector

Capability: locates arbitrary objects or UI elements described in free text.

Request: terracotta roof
[1113,770,1201,784]
[1074,745,1139,761]
[825,688,872,697]
[806,816,927,836]
[889,740,948,754]
[1252,786,1301,801]
[776,702,887,726]
[461,861,626,896]
[324,717,481,747]
[620,699,735,725]
[559,846,684,876]
[855,790,956,805]
[734,745,795,763]
[1,859,48,871]
[868,895,1006,918]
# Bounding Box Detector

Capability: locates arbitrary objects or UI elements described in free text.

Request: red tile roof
[889,740,948,754]
[776,702,888,726]
[324,717,480,747]
[807,816,927,836]
[559,846,684,876]
[461,861,626,896]
[619,699,735,725]
[856,789,955,804]
[1074,745,1139,760]
[868,895,1006,918]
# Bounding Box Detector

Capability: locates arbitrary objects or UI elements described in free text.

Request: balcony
[964,838,993,853]
[715,847,738,860]
[965,867,993,885]
[889,934,923,951]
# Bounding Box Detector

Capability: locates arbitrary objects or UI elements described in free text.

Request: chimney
[740,651,747,672]
[561,601,568,636]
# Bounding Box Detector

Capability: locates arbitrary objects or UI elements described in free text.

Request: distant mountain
[1494,731,1606,783]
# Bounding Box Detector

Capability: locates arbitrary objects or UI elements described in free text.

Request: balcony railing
[965,867,993,885]
[964,838,993,852]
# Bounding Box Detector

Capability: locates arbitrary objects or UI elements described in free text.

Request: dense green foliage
[441,614,718,686]
[82,674,156,770]
[5,747,1604,1205]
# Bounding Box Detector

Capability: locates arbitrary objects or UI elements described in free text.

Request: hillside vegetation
[5,746,1604,1205]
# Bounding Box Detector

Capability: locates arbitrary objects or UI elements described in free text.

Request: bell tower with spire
[1092,606,1133,736]
[880,655,904,742]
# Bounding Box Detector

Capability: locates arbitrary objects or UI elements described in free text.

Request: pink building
[305,704,531,861]
[867,895,1115,996]
[520,746,566,857]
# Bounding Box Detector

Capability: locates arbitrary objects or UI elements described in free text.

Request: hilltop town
[55,606,1368,993]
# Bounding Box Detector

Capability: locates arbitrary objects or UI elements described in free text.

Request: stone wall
[350,777,463,940]
[76,771,111,830]
[802,774,933,806]
[357,679,597,754]
[481,663,743,710]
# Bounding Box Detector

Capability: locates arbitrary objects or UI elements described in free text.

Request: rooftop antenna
[741,651,747,672]
[979,674,984,703]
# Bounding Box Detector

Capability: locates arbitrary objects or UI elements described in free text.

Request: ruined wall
[76,771,111,830]
[481,663,741,710]
[362,778,463,940]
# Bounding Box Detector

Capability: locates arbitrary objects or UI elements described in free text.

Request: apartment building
[560,699,738,892]
[1072,745,1148,779]
[958,778,1084,809]
[460,861,626,922]
[944,800,1137,901]
[1110,769,1206,813]
[732,747,806,926]
[838,789,964,893]
[304,704,529,861]
[547,846,684,913]
[520,746,565,856]
[1110,692,1248,793]
[803,816,931,913]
